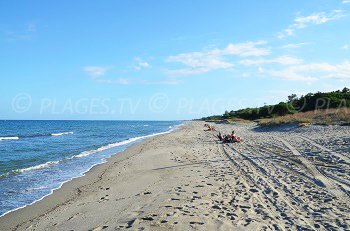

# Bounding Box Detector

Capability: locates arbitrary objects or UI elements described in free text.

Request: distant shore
[1,122,349,230]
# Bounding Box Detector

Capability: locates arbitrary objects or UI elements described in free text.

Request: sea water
[0,120,181,216]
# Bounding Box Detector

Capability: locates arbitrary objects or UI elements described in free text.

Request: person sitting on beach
[222,134,232,143]
[217,132,223,141]
[204,124,216,131]
[230,130,242,142]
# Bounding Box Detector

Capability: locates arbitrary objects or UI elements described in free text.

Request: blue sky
[1,0,349,120]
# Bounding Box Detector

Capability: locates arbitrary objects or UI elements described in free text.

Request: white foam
[0,172,10,178]
[0,136,19,141]
[12,128,176,174]
[70,129,174,159]
[0,123,182,217]
[51,132,74,136]
[25,186,49,192]
[16,161,60,173]
[0,159,107,218]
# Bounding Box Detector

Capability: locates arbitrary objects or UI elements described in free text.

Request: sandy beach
[1,122,349,230]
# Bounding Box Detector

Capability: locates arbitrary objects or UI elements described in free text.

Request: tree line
[202,88,350,121]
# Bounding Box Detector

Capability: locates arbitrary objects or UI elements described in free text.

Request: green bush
[201,88,349,121]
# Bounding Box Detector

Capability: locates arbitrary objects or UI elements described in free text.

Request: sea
[0,120,182,216]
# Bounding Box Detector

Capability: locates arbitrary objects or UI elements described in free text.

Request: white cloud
[83,66,110,78]
[342,44,349,50]
[267,61,350,81]
[133,57,150,70]
[167,52,233,69]
[210,41,271,57]
[258,67,264,73]
[282,43,309,49]
[166,52,233,77]
[268,70,316,81]
[322,61,350,79]
[288,63,335,72]
[165,67,220,76]
[166,41,270,76]
[95,77,181,85]
[240,55,303,66]
[278,10,346,38]
[284,29,295,37]
[293,11,343,28]
[139,78,182,85]
[96,78,130,84]
[343,0,350,3]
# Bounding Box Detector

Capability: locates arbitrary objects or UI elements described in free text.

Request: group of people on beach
[204,124,242,143]
[217,130,242,143]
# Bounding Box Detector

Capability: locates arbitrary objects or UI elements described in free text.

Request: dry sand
[0,122,349,230]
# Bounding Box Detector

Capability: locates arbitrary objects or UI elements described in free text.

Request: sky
[0,0,349,120]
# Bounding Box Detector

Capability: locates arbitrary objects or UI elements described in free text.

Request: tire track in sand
[275,136,350,203]
[217,144,287,231]
[297,135,350,163]
[220,144,316,230]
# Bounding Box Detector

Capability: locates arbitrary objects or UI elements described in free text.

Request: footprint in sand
[91,225,108,231]
[141,217,154,221]
[99,195,109,203]
[190,221,204,225]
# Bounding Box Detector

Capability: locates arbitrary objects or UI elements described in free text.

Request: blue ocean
[0,120,181,216]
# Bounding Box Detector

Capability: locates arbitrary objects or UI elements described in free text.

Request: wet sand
[0,122,349,230]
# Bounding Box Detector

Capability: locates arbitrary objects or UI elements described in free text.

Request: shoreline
[1,121,349,230]
[0,124,181,219]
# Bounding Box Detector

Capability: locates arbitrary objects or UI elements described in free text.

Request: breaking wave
[0,132,74,141]
[1,129,173,177]
[0,136,19,141]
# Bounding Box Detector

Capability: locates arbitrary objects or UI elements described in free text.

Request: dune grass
[257,108,350,127]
